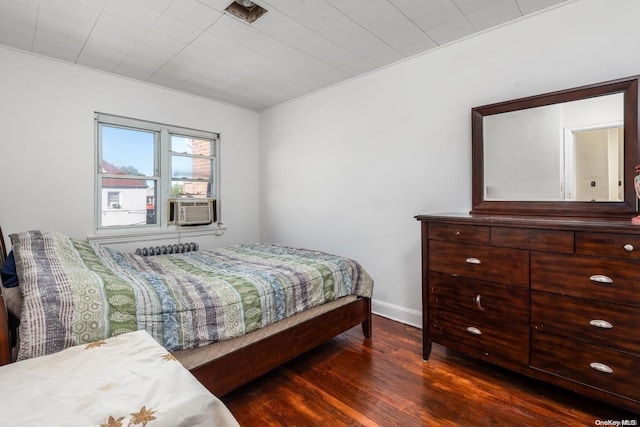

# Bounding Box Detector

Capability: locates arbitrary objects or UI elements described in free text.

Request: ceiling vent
[225,1,268,24]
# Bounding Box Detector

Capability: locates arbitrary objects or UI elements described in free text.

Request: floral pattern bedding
[10,230,374,361]
[0,330,239,426]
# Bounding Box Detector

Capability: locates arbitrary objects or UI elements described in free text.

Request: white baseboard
[371,299,422,329]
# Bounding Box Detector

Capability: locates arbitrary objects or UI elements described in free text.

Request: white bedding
[0,330,239,427]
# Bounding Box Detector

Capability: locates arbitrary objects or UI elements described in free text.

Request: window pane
[171,136,212,156]
[101,178,156,226]
[171,156,212,180]
[171,180,211,198]
[107,192,120,205]
[101,125,156,176]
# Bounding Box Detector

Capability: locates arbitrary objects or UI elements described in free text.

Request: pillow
[0,251,18,288]
[10,230,125,360]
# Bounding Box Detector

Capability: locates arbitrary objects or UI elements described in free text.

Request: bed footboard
[191,296,372,396]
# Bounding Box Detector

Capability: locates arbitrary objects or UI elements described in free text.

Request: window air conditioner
[168,198,215,226]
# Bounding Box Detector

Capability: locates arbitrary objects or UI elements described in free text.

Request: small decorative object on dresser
[633,164,640,225]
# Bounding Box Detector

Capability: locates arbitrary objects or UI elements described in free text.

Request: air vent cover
[225,1,267,24]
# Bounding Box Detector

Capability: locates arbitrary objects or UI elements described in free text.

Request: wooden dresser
[416,213,640,413]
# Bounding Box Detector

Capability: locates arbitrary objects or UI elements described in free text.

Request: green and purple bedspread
[10,230,373,361]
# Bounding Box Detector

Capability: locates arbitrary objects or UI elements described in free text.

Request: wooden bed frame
[0,227,372,396]
[0,227,10,367]
[191,297,371,396]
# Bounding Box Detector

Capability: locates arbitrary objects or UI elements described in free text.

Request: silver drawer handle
[589,362,613,374]
[589,274,613,284]
[624,243,634,252]
[589,319,613,329]
[474,295,485,311]
[465,257,481,265]
[466,326,482,335]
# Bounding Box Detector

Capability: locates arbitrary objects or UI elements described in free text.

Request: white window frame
[95,113,221,234]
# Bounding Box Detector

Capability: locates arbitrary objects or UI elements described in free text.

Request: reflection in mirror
[483,93,624,202]
[566,124,623,201]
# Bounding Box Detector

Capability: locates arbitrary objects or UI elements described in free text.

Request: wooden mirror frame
[471,76,640,218]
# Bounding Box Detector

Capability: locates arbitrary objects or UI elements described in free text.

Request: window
[96,113,219,231]
[107,192,121,209]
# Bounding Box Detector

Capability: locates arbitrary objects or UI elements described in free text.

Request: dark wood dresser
[416,213,640,413]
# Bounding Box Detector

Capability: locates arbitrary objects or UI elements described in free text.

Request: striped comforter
[10,230,374,361]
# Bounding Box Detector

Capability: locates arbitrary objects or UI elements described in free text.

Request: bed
[0,228,374,397]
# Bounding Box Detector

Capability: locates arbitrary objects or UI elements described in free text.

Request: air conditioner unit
[168,198,215,226]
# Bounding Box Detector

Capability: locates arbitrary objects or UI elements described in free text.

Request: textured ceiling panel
[0,0,568,110]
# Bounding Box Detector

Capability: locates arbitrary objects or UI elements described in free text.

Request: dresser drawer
[532,291,640,354]
[531,331,640,401]
[531,252,640,306]
[429,240,528,286]
[491,227,574,253]
[576,232,640,260]
[428,222,489,244]
[429,272,529,325]
[431,309,529,366]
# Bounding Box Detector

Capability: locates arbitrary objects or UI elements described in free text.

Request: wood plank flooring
[222,315,639,426]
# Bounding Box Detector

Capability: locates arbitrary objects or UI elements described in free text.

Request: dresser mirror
[471,76,640,218]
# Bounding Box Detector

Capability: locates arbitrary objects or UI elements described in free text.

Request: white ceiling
[0,0,567,110]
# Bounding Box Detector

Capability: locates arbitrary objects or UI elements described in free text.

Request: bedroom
[1,0,639,424]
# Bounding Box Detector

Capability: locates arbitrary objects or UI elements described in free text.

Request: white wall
[0,46,260,250]
[258,0,640,327]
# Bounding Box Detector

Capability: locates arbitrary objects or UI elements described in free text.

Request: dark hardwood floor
[222,315,639,426]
